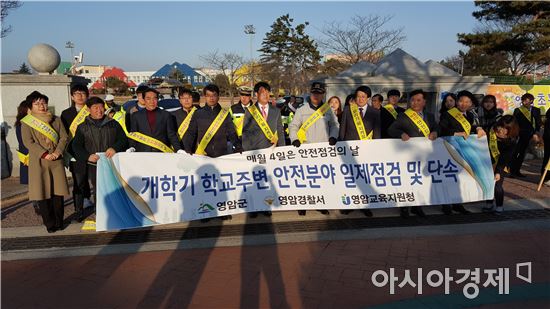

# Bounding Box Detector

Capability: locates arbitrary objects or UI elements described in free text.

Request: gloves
[292,140,301,147]
[126,147,136,153]
[329,137,337,146]
[176,149,185,154]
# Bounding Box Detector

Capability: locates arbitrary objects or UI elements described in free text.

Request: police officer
[230,86,253,139]
[289,81,339,216]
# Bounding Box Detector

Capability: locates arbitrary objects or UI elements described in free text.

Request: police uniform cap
[310,82,326,94]
[238,86,253,96]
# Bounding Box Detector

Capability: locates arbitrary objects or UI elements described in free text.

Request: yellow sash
[384,104,398,119]
[248,104,278,143]
[127,132,174,153]
[448,107,471,134]
[195,108,229,155]
[69,105,90,137]
[350,103,373,140]
[229,108,245,137]
[489,129,500,169]
[112,109,128,134]
[404,109,430,137]
[297,103,331,143]
[21,115,59,144]
[518,106,535,129]
[178,107,197,140]
[17,150,29,166]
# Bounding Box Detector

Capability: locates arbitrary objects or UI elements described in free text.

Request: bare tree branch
[1,0,22,38]
[318,14,405,64]
[200,50,245,103]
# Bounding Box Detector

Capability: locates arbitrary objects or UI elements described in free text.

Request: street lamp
[65,41,75,60]
[244,24,255,88]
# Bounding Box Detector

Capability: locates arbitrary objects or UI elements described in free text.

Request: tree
[168,67,185,83]
[213,74,231,96]
[200,50,244,103]
[17,62,31,74]
[104,77,128,95]
[1,1,22,38]
[317,59,351,78]
[318,14,405,65]
[440,49,508,76]
[458,1,550,76]
[259,14,321,95]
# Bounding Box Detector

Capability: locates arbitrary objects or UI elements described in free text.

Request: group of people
[14,80,549,232]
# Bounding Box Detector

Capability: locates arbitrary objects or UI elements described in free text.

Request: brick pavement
[2,229,549,308]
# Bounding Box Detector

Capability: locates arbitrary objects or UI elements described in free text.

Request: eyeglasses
[32,101,48,106]
[73,91,87,96]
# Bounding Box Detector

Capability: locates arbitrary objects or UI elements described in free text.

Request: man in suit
[388,89,437,218]
[381,89,405,138]
[510,93,542,178]
[60,84,92,222]
[338,85,380,217]
[183,84,241,221]
[242,81,285,218]
[438,90,485,215]
[171,87,199,144]
[127,88,182,153]
[183,84,242,158]
[242,82,286,151]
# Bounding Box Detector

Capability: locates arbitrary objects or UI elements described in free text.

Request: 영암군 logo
[341,194,351,205]
[198,203,214,214]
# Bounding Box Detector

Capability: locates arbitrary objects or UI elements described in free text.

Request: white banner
[96,137,495,231]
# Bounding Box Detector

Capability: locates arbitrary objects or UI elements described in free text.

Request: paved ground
[1,159,549,308]
[2,225,549,308]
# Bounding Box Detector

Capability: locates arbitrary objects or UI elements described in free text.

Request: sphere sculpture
[27,43,61,74]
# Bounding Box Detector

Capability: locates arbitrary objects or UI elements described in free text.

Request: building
[90,67,137,91]
[152,62,210,87]
[74,65,153,88]
[320,48,494,118]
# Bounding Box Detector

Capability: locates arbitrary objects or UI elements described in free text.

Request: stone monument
[0,43,89,178]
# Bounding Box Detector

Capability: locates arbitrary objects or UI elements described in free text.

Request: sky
[1,1,479,73]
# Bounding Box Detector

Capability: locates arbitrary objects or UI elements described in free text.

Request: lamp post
[244,24,255,88]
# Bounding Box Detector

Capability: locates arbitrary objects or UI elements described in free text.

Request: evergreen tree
[259,14,321,95]
[458,1,550,75]
[17,62,31,74]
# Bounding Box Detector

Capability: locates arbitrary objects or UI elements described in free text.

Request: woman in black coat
[484,115,519,213]
[476,95,502,133]
[14,101,29,184]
